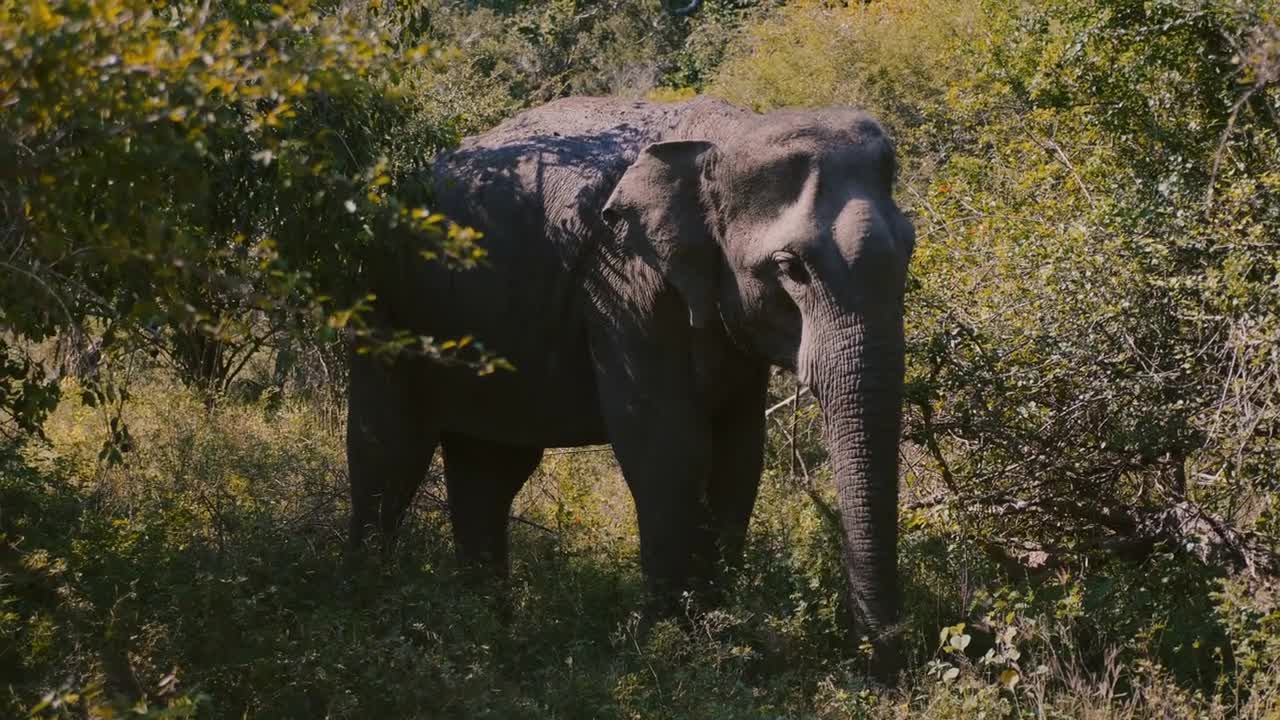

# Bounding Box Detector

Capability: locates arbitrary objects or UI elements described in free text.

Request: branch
[669,0,702,16]
[221,328,276,392]
[912,397,959,494]
[766,385,811,417]
[939,488,1280,581]
[419,488,559,537]
[544,446,613,457]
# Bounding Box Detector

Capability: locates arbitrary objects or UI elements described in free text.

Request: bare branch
[669,0,702,17]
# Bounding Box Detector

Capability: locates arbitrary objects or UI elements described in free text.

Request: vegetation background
[2,0,1278,717]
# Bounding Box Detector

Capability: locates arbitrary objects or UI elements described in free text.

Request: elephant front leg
[707,368,769,572]
[593,365,717,603]
[629,455,718,604]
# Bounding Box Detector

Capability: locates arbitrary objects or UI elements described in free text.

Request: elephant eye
[771,251,809,285]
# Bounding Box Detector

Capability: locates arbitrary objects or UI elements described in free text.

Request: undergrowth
[3,375,1278,718]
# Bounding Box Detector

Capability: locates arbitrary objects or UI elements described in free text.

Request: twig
[419,488,558,537]
[913,397,959,494]
[766,385,811,417]
[790,380,800,479]
[1206,86,1258,209]
[669,0,702,16]
[545,446,613,457]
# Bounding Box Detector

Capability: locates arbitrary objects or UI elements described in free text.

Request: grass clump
[2,374,1278,717]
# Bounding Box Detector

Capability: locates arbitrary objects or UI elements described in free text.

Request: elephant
[347,96,915,670]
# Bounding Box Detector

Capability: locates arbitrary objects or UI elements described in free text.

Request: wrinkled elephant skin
[347,97,915,677]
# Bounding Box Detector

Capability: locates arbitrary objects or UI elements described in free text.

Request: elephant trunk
[802,305,905,680]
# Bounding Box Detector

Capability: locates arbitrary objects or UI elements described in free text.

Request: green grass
[3,374,1278,718]
[5,0,1279,715]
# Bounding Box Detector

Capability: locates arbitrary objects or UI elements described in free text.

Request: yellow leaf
[328,310,352,329]
[1000,669,1020,690]
[30,0,64,31]
[264,102,290,127]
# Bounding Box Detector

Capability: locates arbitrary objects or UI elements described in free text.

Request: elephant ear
[602,140,719,329]
[889,205,916,260]
[873,134,916,260]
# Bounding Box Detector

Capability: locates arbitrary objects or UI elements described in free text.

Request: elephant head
[603,110,915,672]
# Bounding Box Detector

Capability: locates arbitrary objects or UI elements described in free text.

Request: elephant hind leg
[347,353,439,551]
[441,433,543,577]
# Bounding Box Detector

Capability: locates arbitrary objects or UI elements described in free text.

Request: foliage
[713,0,1280,613]
[0,0,487,429]
[361,0,775,136]
[5,374,1280,717]
[712,0,978,138]
[709,0,1280,708]
[5,0,1280,716]
[906,0,1280,585]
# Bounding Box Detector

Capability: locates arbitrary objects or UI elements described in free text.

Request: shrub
[710,0,1280,706]
[6,0,1280,716]
[0,0,483,428]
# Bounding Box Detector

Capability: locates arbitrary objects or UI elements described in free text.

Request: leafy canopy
[0,0,494,434]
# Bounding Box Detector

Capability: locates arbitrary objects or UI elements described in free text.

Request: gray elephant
[347,97,914,668]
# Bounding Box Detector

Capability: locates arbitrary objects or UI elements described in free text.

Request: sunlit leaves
[0,0,485,430]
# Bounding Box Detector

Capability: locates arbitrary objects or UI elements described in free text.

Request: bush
[7,360,1278,715]
[364,0,777,135]
[0,0,484,427]
[6,0,1280,716]
[711,0,1280,708]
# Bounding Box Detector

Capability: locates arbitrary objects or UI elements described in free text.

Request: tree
[0,0,487,433]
